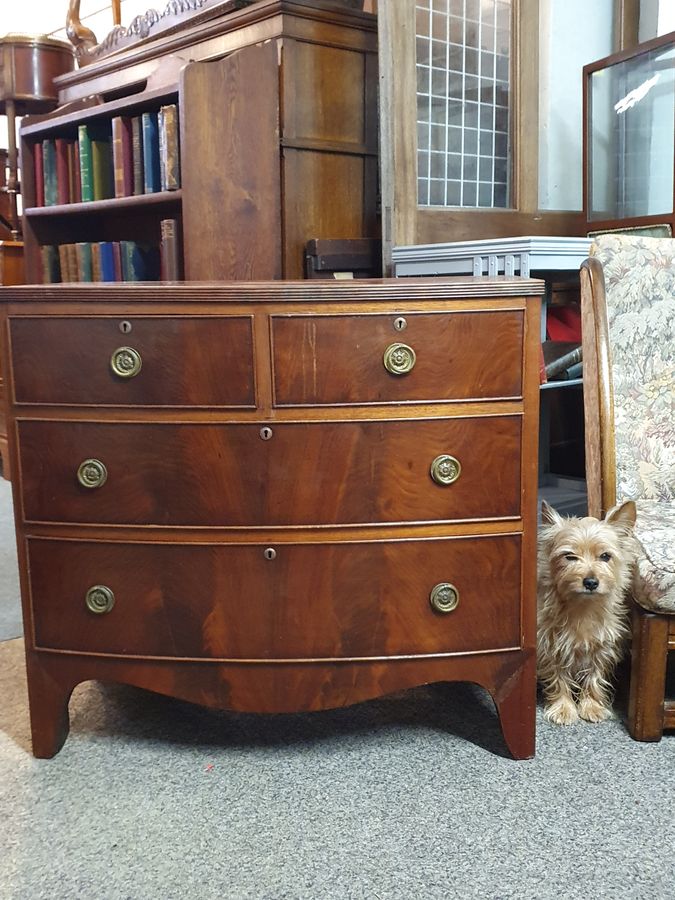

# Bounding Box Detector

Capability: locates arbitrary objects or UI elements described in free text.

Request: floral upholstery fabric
[590,235,675,614]
[632,500,675,613]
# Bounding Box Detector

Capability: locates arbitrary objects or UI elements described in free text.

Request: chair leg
[627,600,669,741]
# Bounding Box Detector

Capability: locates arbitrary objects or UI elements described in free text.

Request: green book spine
[120,240,134,281]
[91,135,113,200]
[77,124,93,202]
[75,242,93,282]
[42,140,58,207]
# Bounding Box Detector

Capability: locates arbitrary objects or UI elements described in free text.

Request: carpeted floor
[1,636,675,899]
[0,477,21,641]
[1,478,674,898]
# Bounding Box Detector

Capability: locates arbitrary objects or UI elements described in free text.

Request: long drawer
[271,309,524,405]
[8,316,256,407]
[28,534,522,659]
[17,416,522,525]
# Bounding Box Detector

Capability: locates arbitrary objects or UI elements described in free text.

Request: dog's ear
[541,500,563,527]
[605,499,637,532]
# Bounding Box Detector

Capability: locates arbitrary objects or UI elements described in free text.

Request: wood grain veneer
[0,241,24,479]
[0,277,543,759]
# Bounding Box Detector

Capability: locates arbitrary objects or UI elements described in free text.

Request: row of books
[539,341,583,385]
[33,104,181,207]
[40,220,181,283]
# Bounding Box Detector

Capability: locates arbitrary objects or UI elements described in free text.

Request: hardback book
[131,116,144,196]
[112,241,123,281]
[99,242,116,282]
[57,244,70,282]
[542,341,583,381]
[77,125,93,202]
[111,116,133,198]
[66,141,80,204]
[55,138,70,205]
[33,142,44,207]
[142,111,161,194]
[90,128,114,201]
[72,140,82,203]
[91,242,102,282]
[67,243,79,282]
[160,218,181,280]
[120,240,160,281]
[75,242,93,282]
[42,139,58,207]
[158,104,181,191]
[40,245,61,283]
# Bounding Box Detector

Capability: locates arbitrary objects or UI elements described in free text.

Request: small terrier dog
[537,499,637,725]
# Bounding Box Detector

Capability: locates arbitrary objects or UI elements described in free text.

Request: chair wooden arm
[580,256,617,517]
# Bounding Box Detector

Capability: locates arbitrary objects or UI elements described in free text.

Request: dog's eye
[599,552,612,562]
[564,554,578,561]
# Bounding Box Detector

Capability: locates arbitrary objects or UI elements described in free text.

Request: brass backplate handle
[430,454,462,485]
[111,346,142,378]
[85,585,115,615]
[383,342,416,375]
[430,583,459,614]
[77,458,108,489]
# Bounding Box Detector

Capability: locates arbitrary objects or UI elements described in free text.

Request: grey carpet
[0,477,21,641]
[1,480,674,898]
[1,637,674,899]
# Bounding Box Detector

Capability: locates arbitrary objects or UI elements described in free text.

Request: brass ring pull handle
[383,342,416,375]
[430,583,459,614]
[111,346,142,378]
[85,585,115,615]
[430,454,462,485]
[77,458,108,489]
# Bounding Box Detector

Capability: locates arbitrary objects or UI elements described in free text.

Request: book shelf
[19,0,378,285]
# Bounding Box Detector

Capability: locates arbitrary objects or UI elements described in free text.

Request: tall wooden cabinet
[0,240,24,478]
[19,0,378,284]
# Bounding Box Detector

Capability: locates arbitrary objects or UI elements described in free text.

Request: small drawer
[9,316,255,407]
[271,310,524,406]
[17,415,521,526]
[28,535,522,659]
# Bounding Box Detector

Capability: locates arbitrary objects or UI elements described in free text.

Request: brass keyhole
[264,548,277,560]
[119,320,132,334]
[260,427,273,441]
[394,317,407,331]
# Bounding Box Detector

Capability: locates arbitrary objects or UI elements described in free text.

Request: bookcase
[19,0,378,285]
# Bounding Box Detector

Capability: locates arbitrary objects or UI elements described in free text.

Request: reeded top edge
[0,277,546,303]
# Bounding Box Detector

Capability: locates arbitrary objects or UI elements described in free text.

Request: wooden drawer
[8,316,255,407]
[18,416,521,525]
[271,310,524,405]
[28,535,522,658]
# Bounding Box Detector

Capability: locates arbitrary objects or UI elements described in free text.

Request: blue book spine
[141,111,160,194]
[99,242,116,282]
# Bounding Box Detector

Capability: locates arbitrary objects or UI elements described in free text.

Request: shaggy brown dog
[537,500,637,725]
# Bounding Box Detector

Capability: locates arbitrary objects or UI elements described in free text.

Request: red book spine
[112,241,123,281]
[33,142,45,207]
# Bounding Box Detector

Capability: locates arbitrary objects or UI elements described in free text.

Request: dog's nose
[583,577,599,592]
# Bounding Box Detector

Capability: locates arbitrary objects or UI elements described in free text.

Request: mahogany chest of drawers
[0,277,543,758]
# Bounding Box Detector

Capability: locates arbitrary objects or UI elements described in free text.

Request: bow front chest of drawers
[0,278,543,758]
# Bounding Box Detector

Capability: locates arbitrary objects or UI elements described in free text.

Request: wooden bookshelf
[19,0,379,285]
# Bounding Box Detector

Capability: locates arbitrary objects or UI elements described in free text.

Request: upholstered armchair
[580,234,675,740]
